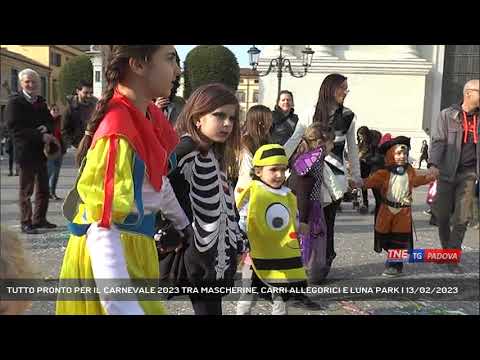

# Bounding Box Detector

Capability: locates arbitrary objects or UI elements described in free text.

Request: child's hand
[349,179,364,189]
[237,252,251,269]
[348,179,355,189]
[326,141,334,154]
[299,222,310,236]
[237,253,246,267]
[155,97,170,109]
[427,166,440,180]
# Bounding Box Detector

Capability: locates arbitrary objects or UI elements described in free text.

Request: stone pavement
[1,151,478,315]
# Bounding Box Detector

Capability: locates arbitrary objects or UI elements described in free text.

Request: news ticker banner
[387,249,462,263]
[1,278,478,302]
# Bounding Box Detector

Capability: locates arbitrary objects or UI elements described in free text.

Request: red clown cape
[92,90,179,192]
[90,91,179,228]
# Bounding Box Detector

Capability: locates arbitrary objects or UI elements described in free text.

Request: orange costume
[364,135,432,253]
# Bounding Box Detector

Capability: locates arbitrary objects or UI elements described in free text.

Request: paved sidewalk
[1,152,478,315]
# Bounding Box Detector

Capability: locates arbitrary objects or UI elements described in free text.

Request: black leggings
[324,199,341,265]
[189,294,223,315]
[361,189,369,206]
[372,188,382,219]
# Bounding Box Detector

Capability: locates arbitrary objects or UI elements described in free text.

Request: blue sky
[175,45,253,67]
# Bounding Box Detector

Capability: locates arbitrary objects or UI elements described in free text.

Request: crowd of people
[1,45,478,315]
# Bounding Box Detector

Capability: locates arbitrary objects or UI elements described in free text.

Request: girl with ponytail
[56,45,190,315]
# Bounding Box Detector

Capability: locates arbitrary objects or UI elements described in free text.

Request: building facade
[83,45,479,165]
[86,48,261,124]
[236,68,260,123]
[0,47,52,129]
[257,45,479,165]
[86,45,104,99]
[1,45,87,107]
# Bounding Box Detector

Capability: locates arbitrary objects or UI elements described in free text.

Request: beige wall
[2,45,50,66]
[0,55,51,103]
[237,76,260,123]
[48,46,85,107]
[0,52,51,126]
[259,45,436,166]
[1,45,86,109]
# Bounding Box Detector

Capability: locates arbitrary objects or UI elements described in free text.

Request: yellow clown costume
[56,92,189,315]
[236,144,307,287]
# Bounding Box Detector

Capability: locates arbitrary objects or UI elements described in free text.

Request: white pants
[236,264,287,315]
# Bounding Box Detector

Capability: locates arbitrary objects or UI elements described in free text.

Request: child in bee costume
[236,144,307,315]
[363,134,434,277]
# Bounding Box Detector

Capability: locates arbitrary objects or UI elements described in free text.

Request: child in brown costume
[363,134,435,276]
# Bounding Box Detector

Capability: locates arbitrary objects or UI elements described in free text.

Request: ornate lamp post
[248,45,315,98]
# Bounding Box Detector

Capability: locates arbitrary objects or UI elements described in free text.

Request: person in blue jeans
[47,104,65,200]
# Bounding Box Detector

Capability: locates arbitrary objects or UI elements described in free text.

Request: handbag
[322,162,345,203]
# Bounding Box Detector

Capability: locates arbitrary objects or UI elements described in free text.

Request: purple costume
[290,146,329,284]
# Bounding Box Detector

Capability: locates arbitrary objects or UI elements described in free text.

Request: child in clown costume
[363,134,435,277]
[236,144,307,315]
[56,46,191,315]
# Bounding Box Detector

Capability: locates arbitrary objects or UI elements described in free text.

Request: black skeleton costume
[159,136,245,289]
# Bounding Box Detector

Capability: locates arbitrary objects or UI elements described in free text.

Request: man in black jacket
[429,79,479,274]
[61,80,96,150]
[6,69,58,234]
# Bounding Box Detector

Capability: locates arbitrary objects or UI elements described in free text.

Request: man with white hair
[5,68,58,234]
[429,79,479,273]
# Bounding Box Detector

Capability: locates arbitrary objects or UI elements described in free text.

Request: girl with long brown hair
[235,104,273,198]
[56,45,190,315]
[296,73,362,277]
[161,83,245,315]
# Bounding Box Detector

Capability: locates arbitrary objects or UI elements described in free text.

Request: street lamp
[248,45,315,98]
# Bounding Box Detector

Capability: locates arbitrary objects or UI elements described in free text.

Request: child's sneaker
[468,221,479,228]
[423,208,432,216]
[382,263,403,277]
[382,267,402,277]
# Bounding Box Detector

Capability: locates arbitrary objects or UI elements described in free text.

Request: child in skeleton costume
[56,46,189,315]
[236,144,307,315]
[159,83,245,315]
[288,123,333,284]
[363,134,435,276]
